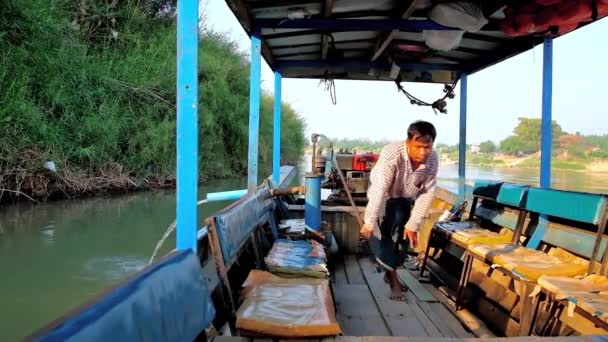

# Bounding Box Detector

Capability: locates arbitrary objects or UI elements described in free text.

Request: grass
[0,0,306,202]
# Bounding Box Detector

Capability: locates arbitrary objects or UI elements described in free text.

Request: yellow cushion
[468,243,588,281]
[451,228,513,246]
[538,275,608,299]
[567,292,608,322]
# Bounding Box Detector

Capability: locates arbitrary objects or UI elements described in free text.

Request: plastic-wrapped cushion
[451,228,513,246]
[215,188,271,264]
[429,1,488,32]
[566,292,608,321]
[538,274,608,299]
[468,243,588,281]
[423,30,464,51]
[265,239,328,278]
[236,270,341,337]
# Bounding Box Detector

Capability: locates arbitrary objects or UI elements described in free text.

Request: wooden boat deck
[212,337,606,341]
[210,254,607,341]
[331,255,472,338]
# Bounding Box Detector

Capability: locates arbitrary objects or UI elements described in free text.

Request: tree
[559,134,583,148]
[499,117,564,154]
[500,136,525,154]
[479,140,497,154]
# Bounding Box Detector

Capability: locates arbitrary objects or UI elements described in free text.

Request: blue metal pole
[272,71,282,186]
[248,34,262,192]
[528,38,554,250]
[176,0,198,251]
[540,38,553,189]
[458,73,468,199]
[305,175,322,231]
[526,38,553,249]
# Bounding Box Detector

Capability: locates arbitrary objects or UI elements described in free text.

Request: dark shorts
[373,197,413,271]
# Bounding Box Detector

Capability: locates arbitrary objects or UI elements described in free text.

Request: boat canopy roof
[225,0,607,83]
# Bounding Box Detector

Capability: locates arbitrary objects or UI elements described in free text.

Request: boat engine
[324,150,379,203]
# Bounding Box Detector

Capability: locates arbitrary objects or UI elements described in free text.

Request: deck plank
[334,284,391,336]
[358,257,430,337]
[403,291,444,337]
[415,300,472,338]
[397,269,437,302]
[422,283,495,338]
[344,255,365,284]
[334,256,349,286]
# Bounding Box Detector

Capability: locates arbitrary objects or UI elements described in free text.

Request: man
[360,120,438,301]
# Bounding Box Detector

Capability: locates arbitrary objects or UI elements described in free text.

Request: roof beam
[272,38,375,50]
[254,18,457,32]
[371,0,421,62]
[320,0,334,60]
[263,29,321,40]
[276,47,370,59]
[275,59,460,72]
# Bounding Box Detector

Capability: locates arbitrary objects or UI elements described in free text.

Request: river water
[0,165,606,340]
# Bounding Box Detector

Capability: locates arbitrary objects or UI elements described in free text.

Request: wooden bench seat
[457,187,608,336]
[419,181,529,279]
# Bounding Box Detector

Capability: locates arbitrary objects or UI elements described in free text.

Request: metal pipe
[248,33,262,192]
[311,134,318,173]
[458,73,468,199]
[176,0,198,252]
[305,175,322,231]
[206,189,247,202]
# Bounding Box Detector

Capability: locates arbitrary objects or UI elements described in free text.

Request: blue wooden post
[458,73,468,199]
[273,71,282,186]
[176,0,198,251]
[528,38,554,250]
[248,34,262,192]
[540,38,553,189]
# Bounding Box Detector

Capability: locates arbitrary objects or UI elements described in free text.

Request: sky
[201,0,608,145]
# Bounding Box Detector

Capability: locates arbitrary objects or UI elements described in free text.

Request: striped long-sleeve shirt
[364,142,438,232]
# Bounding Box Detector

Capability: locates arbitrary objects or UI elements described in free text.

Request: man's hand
[359,224,374,240]
[405,229,418,249]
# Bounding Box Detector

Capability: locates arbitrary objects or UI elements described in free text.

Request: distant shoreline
[441,156,608,173]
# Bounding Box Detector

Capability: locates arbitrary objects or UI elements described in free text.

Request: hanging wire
[319,71,337,105]
[318,33,339,105]
[395,76,459,114]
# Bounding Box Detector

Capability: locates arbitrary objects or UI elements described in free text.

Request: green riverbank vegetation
[0,0,306,203]
[327,118,608,172]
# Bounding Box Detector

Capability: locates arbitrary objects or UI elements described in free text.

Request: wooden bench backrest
[524,187,608,273]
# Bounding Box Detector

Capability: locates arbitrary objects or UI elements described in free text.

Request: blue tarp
[215,188,272,265]
[33,250,215,342]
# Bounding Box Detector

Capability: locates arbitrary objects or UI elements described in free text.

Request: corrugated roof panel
[266,34,320,47]
[332,0,393,14]
[225,0,608,82]
[251,3,322,19]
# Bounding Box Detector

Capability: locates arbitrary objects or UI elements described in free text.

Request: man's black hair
[407,120,436,143]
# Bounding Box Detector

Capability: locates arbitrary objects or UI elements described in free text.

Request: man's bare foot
[384,273,408,292]
[390,284,407,301]
[386,270,408,301]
